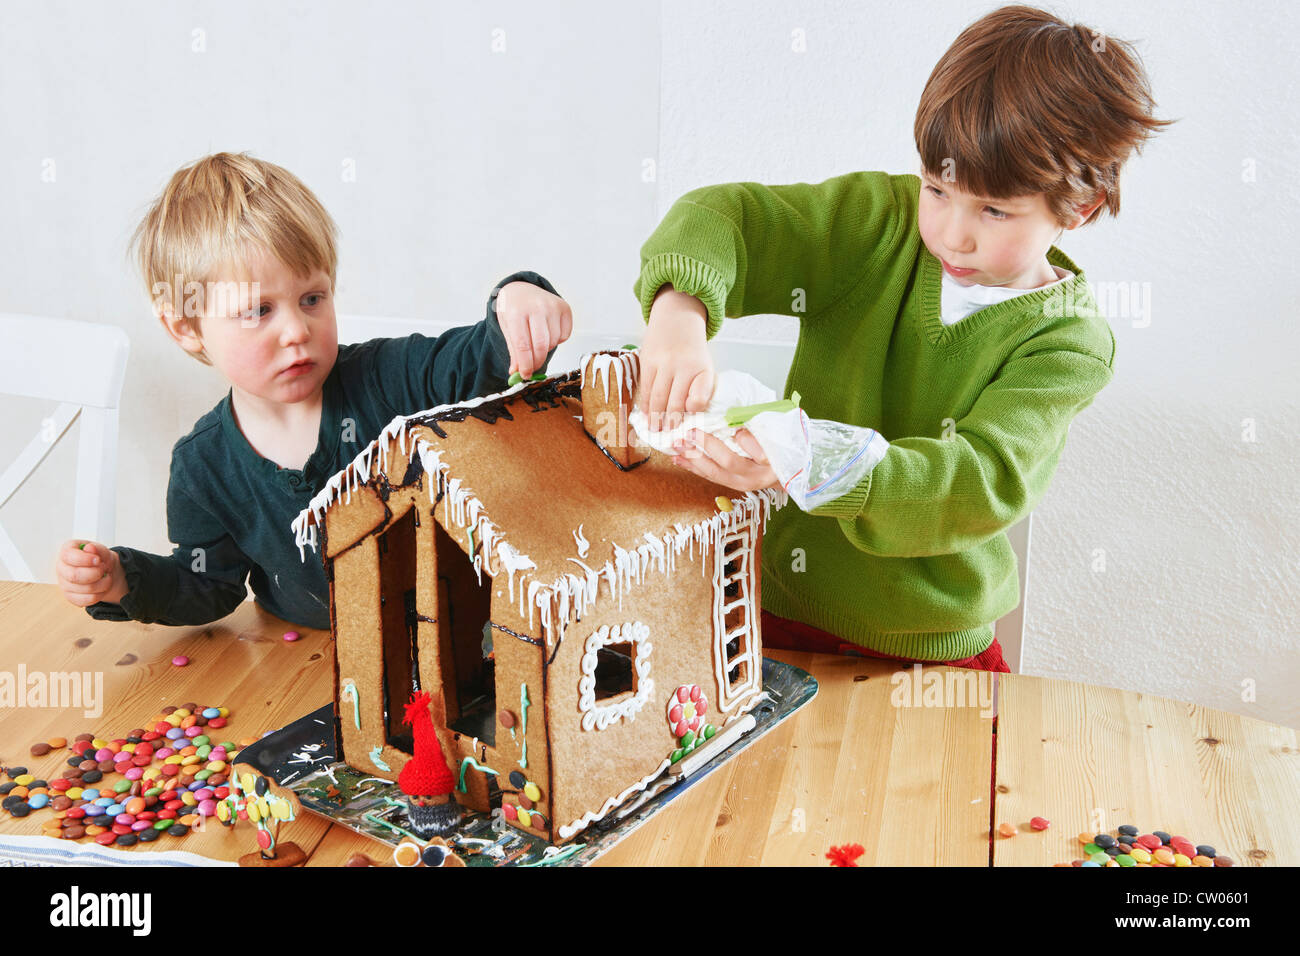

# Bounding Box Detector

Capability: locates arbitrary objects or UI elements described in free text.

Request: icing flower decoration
[667,684,707,738]
[826,843,866,867]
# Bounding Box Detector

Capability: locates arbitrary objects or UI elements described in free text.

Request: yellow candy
[13,774,34,786]
[180,754,201,767]
[1173,853,1191,867]
[218,707,230,718]
[517,808,532,827]
[241,773,257,794]
[523,782,541,802]
[257,796,269,817]
[180,792,198,806]
[715,496,732,512]
[91,738,107,749]
[1129,846,1151,863]
[271,800,290,821]
[121,743,136,754]
[164,755,184,765]
[166,715,182,728]
[66,787,83,799]
[206,760,227,773]
[172,708,191,718]
[247,801,261,823]
[142,767,161,780]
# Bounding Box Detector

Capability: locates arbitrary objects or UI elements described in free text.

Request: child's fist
[637,284,715,431]
[56,540,128,608]
[495,281,573,379]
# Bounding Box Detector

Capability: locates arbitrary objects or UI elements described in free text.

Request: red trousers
[760,610,1011,673]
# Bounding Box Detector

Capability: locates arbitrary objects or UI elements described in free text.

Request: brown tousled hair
[914,5,1175,227]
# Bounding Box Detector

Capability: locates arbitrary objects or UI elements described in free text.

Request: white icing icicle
[572,524,590,558]
[580,349,640,403]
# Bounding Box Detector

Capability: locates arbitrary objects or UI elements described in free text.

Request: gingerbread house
[292,349,785,844]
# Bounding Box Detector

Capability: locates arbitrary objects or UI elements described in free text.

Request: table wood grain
[1,581,1293,866]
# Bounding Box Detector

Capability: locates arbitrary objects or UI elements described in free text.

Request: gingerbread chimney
[580,349,651,469]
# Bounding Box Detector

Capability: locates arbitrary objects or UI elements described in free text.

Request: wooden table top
[1,580,1294,866]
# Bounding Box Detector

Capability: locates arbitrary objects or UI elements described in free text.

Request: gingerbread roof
[292,359,786,648]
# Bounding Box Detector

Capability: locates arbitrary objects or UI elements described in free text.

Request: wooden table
[2,581,1294,866]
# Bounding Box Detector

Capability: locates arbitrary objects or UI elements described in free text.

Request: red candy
[1030,816,1050,830]
[1136,834,1162,850]
[95,832,117,846]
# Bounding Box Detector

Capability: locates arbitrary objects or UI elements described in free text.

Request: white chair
[0,314,130,582]
[339,319,1031,670]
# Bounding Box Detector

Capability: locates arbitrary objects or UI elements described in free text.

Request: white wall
[2,1,1296,728]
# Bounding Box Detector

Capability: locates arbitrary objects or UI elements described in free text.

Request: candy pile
[1059,826,1234,868]
[0,703,259,848]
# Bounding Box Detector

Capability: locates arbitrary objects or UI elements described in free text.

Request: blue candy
[202,707,220,719]
[27,793,49,810]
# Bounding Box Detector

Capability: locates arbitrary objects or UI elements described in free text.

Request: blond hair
[128,152,338,365]
[915,5,1176,228]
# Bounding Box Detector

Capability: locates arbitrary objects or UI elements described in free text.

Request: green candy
[194,769,212,781]
[144,787,162,797]
[703,725,716,740]
[113,779,131,794]
[219,741,236,750]
[1089,851,1110,865]
[154,819,173,830]
[1082,843,1101,856]
[681,730,695,748]
[196,745,212,759]
[1116,854,1136,867]
[670,749,684,764]
[530,372,546,381]
[507,371,523,386]
[192,735,210,747]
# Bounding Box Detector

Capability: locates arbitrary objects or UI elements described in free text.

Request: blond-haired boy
[57,152,572,629]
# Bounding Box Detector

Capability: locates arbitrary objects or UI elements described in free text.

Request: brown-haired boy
[633,5,1174,669]
[57,152,572,630]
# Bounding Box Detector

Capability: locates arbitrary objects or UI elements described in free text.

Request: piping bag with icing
[630,369,890,512]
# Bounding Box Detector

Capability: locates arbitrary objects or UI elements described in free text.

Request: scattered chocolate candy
[283,630,300,642]
[172,655,189,667]
[29,742,51,756]
[997,822,1017,838]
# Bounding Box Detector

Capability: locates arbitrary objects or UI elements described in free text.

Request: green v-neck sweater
[633,171,1116,661]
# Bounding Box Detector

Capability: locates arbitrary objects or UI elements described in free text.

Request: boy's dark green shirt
[86,271,559,632]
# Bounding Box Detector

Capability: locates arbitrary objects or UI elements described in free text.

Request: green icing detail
[520,843,584,866]
[363,810,424,843]
[621,344,637,351]
[457,756,500,793]
[341,680,360,730]
[466,526,475,554]
[725,391,801,427]
[369,747,391,772]
[519,683,530,769]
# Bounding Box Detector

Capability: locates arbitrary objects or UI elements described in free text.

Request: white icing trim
[712,524,761,714]
[577,622,653,731]
[557,757,671,841]
[579,349,640,404]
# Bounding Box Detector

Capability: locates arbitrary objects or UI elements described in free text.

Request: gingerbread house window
[578,622,653,731]
[714,525,759,710]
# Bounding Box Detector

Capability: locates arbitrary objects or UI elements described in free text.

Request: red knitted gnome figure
[398,691,461,838]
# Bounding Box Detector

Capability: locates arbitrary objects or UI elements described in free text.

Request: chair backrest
[0,313,130,582]
[995,515,1031,674]
[339,317,1031,668]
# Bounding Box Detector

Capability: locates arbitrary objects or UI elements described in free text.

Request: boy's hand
[56,540,128,608]
[638,285,715,432]
[495,281,573,379]
[672,428,780,493]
